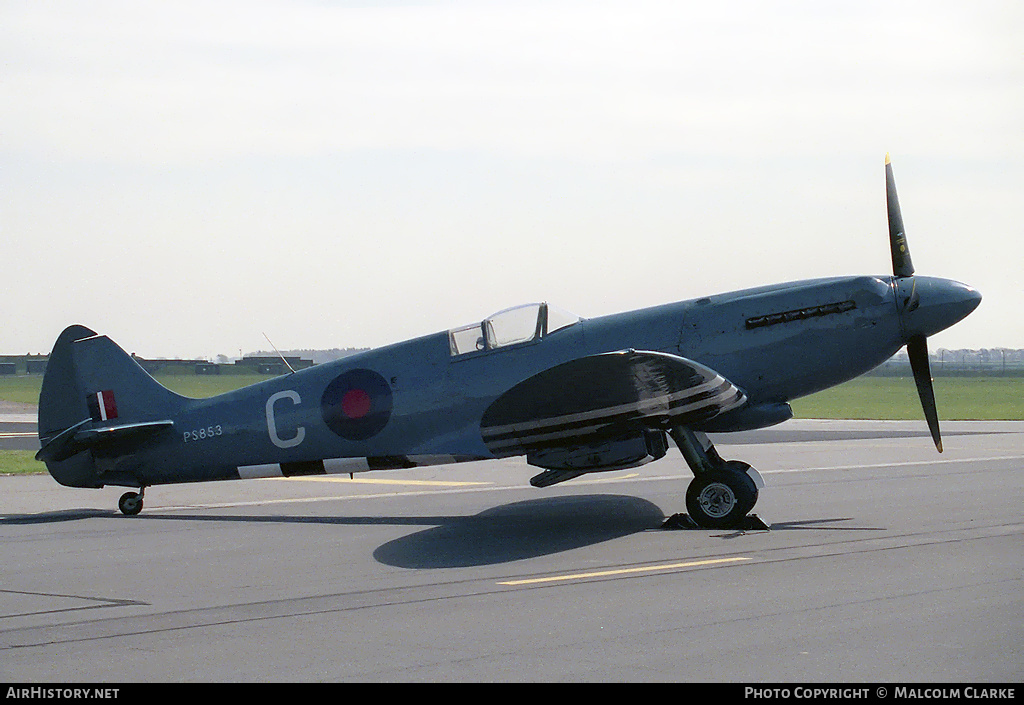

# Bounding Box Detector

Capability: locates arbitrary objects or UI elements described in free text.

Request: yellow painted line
[0,432,36,438]
[273,476,493,487]
[498,556,751,586]
[582,472,640,483]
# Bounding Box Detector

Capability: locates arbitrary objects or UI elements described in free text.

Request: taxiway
[1,419,1021,681]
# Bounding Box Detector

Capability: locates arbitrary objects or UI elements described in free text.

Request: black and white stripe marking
[236,454,479,479]
[481,374,745,454]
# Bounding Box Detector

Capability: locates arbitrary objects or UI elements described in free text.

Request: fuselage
[83,272,978,489]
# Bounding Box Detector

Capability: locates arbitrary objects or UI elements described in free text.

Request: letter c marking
[266,390,305,449]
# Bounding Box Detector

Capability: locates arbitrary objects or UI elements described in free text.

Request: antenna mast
[262,332,297,374]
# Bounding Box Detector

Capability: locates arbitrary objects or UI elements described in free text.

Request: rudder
[37,325,187,488]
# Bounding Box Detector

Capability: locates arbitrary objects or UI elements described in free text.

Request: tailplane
[37,325,186,487]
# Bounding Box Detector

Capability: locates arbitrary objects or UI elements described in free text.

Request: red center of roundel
[341,388,372,419]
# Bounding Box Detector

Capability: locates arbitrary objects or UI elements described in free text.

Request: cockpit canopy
[449,302,581,356]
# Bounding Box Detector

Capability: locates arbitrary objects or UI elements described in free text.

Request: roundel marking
[321,369,393,440]
[341,388,372,419]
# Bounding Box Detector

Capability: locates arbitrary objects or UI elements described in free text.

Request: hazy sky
[4,1,1021,359]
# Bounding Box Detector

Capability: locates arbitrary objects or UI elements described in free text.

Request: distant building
[235,356,314,373]
[131,355,207,375]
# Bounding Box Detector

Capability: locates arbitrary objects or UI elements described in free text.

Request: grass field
[0,451,43,475]
[789,376,1024,421]
[2,374,1021,476]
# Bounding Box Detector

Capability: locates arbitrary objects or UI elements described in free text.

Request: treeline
[869,349,1024,376]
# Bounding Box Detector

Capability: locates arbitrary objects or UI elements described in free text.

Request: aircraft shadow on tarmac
[1,495,666,568]
[1,499,886,566]
[1,509,114,525]
[766,517,886,530]
[371,494,666,568]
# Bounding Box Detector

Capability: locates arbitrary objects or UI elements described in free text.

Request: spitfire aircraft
[36,157,981,527]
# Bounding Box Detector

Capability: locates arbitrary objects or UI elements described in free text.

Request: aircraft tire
[685,464,757,529]
[118,492,143,516]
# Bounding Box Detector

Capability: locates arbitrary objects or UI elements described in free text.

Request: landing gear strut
[669,427,765,529]
[118,487,145,516]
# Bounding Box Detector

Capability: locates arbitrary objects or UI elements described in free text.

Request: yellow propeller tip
[885,153,891,165]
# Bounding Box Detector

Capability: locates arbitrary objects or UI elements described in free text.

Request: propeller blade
[907,335,942,452]
[886,154,915,278]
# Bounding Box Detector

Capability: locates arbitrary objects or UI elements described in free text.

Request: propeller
[886,154,942,452]
[907,335,942,452]
[886,154,914,278]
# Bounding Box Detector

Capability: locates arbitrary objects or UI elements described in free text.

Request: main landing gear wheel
[685,462,758,529]
[118,491,144,516]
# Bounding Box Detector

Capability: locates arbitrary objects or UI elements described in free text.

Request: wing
[480,349,746,457]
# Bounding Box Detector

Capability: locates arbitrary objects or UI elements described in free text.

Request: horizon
[5,344,1024,363]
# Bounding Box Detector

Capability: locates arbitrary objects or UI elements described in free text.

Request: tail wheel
[685,464,758,529]
[118,491,143,516]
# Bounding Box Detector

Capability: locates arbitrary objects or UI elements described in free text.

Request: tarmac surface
[1,417,1021,682]
[0,401,37,451]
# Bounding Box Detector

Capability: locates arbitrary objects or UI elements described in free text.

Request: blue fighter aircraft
[36,157,981,527]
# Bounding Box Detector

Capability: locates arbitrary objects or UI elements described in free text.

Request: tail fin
[37,325,186,487]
